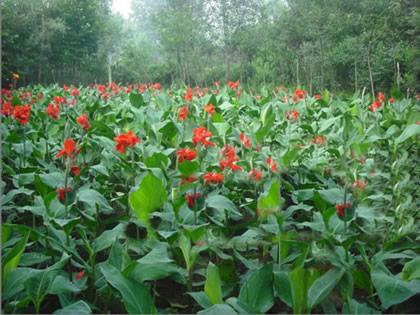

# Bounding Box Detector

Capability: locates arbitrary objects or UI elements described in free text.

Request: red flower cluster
[181,175,198,185]
[220,144,242,171]
[71,166,81,176]
[47,103,60,119]
[71,88,80,97]
[335,203,352,218]
[57,139,78,158]
[75,270,85,280]
[204,103,215,116]
[177,148,197,163]
[294,89,307,102]
[267,156,279,173]
[249,169,263,181]
[352,179,367,190]
[192,127,215,147]
[369,92,387,112]
[228,80,240,89]
[2,102,14,116]
[185,192,202,209]
[311,135,326,145]
[13,105,31,124]
[77,113,91,130]
[57,187,72,201]
[203,172,224,184]
[185,87,193,102]
[179,106,189,121]
[114,131,141,154]
[286,109,300,121]
[240,133,252,148]
[54,96,66,105]
[314,94,322,100]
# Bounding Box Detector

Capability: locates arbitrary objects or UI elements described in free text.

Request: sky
[112,0,133,19]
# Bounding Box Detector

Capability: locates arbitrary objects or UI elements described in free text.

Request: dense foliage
[2,0,419,92]
[2,83,420,314]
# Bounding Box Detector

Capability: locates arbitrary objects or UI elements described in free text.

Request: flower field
[1,83,420,314]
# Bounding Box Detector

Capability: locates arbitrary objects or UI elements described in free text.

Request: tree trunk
[354,59,358,93]
[296,57,300,86]
[367,43,375,99]
[397,62,400,89]
[107,55,112,85]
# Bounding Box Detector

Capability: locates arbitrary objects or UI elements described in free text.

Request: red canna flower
[266,156,279,173]
[57,139,78,158]
[177,148,197,163]
[179,106,189,121]
[54,96,66,105]
[46,103,60,119]
[75,270,85,280]
[181,175,198,185]
[335,203,352,218]
[311,135,326,145]
[378,92,386,103]
[185,87,193,102]
[203,172,224,184]
[286,110,300,121]
[13,105,31,124]
[228,80,240,89]
[239,133,252,148]
[214,81,220,87]
[204,103,215,116]
[219,144,243,171]
[192,126,216,147]
[63,84,70,91]
[369,100,382,112]
[314,94,322,100]
[389,97,395,104]
[185,192,202,209]
[114,131,141,154]
[71,88,80,97]
[77,113,91,130]
[153,82,162,90]
[1,102,14,116]
[249,169,263,181]
[352,179,366,190]
[71,166,81,176]
[294,89,307,102]
[57,187,72,201]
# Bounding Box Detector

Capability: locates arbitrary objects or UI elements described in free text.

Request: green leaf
[395,124,420,144]
[273,270,292,307]
[129,92,145,107]
[318,188,344,204]
[54,300,92,315]
[129,173,167,224]
[178,160,199,176]
[145,152,170,169]
[238,264,274,313]
[402,257,420,281]
[308,268,345,308]
[205,262,223,305]
[3,231,30,284]
[100,263,156,314]
[39,172,64,188]
[342,299,380,314]
[257,179,284,217]
[93,223,126,253]
[371,268,420,309]
[78,188,112,213]
[206,194,240,219]
[198,304,237,315]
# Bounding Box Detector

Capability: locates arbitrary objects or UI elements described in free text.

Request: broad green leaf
[395,124,420,144]
[129,173,167,223]
[129,92,145,107]
[273,270,292,307]
[238,264,274,313]
[402,257,420,281]
[308,268,345,308]
[198,304,237,315]
[178,160,199,176]
[145,152,170,169]
[205,262,223,305]
[3,231,30,284]
[100,263,156,314]
[342,299,380,314]
[54,300,92,315]
[257,179,284,217]
[371,268,420,309]
[78,188,112,212]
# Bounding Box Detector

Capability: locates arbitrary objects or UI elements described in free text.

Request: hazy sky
[112,0,132,18]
